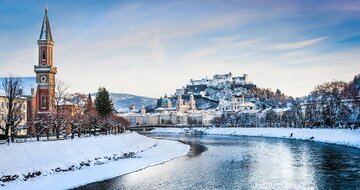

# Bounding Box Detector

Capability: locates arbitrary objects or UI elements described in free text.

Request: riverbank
[152,127,360,149]
[0,132,189,190]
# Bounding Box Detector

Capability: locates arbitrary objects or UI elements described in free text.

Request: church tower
[34,6,57,114]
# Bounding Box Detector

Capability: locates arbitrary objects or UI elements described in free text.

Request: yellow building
[176,94,196,113]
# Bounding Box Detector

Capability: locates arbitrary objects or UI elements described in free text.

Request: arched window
[42,49,46,60]
[41,94,46,109]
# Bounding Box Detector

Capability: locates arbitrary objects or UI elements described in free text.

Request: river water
[75,133,360,190]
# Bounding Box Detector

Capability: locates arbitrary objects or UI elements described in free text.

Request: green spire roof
[39,6,53,41]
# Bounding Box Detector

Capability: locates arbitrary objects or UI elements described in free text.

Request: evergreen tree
[95,87,114,116]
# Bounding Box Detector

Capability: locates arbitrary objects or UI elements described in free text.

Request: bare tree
[34,117,49,141]
[53,80,69,138]
[1,76,25,143]
[55,80,69,114]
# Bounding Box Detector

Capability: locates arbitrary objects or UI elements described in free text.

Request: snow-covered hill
[180,79,290,109]
[109,93,157,111]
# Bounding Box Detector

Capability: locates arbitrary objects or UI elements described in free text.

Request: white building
[201,111,216,126]
[218,95,256,112]
[190,78,214,86]
[233,74,249,85]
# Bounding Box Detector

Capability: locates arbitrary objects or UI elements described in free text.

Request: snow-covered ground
[0,132,189,190]
[153,127,360,149]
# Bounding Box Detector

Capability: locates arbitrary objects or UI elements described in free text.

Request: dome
[162,98,171,104]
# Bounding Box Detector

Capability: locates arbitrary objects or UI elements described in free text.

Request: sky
[0,0,359,98]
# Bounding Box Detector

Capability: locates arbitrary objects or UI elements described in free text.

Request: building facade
[189,72,249,87]
[0,95,28,136]
[218,95,256,112]
[176,94,196,113]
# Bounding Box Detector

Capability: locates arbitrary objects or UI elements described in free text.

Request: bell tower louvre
[34,6,57,114]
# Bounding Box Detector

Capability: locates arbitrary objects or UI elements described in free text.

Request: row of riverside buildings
[121,93,216,126]
[120,76,256,126]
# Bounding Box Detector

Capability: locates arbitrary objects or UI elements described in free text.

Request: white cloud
[182,38,260,61]
[272,36,329,50]
[1,1,358,98]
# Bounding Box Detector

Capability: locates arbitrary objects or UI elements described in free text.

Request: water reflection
[75,134,360,190]
[178,140,207,157]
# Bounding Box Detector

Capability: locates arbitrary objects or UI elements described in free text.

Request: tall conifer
[95,87,113,116]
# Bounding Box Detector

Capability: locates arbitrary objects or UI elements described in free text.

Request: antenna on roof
[45,4,48,13]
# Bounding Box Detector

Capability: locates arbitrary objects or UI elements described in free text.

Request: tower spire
[39,5,53,41]
[35,6,57,114]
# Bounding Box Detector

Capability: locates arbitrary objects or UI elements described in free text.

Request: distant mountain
[106,93,157,112]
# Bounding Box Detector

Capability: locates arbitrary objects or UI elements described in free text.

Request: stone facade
[189,72,249,87]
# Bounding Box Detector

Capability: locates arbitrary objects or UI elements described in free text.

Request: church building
[34,7,57,116]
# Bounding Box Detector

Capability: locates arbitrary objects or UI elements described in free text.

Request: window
[41,94,46,109]
[1,102,3,109]
[42,49,46,60]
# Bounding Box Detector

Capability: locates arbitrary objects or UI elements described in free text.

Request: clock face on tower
[40,76,47,83]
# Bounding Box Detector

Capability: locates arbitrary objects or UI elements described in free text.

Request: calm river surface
[76,133,360,190]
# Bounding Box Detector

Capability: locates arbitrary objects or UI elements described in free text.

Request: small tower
[176,95,184,112]
[189,94,196,112]
[140,105,146,115]
[34,6,57,114]
[243,74,248,84]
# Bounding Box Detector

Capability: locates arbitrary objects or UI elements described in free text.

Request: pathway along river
[75,133,360,190]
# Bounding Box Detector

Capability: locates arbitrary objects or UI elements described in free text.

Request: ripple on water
[74,134,360,190]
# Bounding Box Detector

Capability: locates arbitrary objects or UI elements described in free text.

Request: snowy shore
[153,127,360,149]
[0,132,189,190]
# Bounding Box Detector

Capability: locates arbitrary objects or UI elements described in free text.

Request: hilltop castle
[189,72,249,86]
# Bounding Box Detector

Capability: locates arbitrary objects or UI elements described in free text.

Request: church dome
[162,98,171,104]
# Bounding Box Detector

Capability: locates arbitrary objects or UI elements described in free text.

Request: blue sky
[0,0,359,98]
